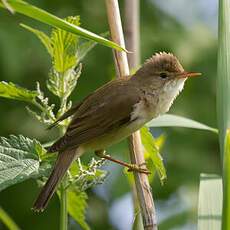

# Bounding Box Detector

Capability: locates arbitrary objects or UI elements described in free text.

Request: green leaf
[140,126,167,184]
[222,129,230,228]
[217,0,230,228]
[47,64,82,100]
[155,134,166,151]
[1,0,14,13]
[77,40,97,64]
[217,0,230,147]
[0,81,38,103]
[0,207,21,230]
[69,158,108,191]
[51,16,79,73]
[46,16,83,100]
[27,82,56,125]
[147,114,218,133]
[198,174,222,230]
[76,32,108,64]
[0,135,47,191]
[20,23,53,56]
[67,189,90,230]
[0,0,125,51]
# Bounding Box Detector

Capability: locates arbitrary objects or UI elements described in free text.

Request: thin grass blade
[198,174,222,230]
[0,207,20,230]
[147,114,217,133]
[217,0,230,229]
[222,129,230,228]
[0,0,126,51]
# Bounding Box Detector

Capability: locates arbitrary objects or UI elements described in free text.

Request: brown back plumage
[48,77,141,153]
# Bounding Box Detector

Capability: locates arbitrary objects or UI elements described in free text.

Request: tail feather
[33,149,77,212]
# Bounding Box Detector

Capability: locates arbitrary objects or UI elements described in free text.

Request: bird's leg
[95,150,150,174]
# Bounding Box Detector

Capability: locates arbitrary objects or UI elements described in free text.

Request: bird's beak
[177,71,202,79]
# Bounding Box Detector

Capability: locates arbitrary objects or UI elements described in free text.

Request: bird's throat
[156,78,186,115]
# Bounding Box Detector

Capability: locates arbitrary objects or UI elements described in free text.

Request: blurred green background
[0,0,219,229]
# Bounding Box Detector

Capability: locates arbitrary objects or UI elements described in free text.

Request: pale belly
[82,116,150,151]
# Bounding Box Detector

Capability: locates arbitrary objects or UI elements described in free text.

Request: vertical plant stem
[124,0,140,68]
[124,0,145,229]
[217,0,230,229]
[222,130,230,229]
[105,1,157,229]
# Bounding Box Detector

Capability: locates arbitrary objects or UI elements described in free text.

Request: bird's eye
[160,72,168,79]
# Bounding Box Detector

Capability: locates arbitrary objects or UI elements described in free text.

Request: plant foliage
[0,0,125,51]
[198,174,222,230]
[140,126,166,184]
[0,15,107,229]
[0,81,37,103]
[0,135,48,192]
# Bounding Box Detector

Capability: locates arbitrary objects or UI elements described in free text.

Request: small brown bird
[33,52,200,211]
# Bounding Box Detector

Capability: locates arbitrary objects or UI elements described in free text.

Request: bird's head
[133,52,201,114]
[134,52,201,89]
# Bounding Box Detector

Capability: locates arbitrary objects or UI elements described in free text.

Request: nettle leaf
[21,23,53,56]
[47,63,82,99]
[0,135,47,191]
[69,158,108,191]
[51,16,80,73]
[27,82,56,125]
[67,189,90,230]
[140,126,167,184]
[76,32,108,64]
[0,81,38,103]
[77,40,97,64]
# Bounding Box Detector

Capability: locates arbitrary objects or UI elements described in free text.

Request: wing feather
[48,78,141,152]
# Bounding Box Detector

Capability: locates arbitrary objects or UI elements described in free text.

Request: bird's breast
[130,98,156,124]
[156,79,185,115]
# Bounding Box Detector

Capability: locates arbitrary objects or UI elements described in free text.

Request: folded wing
[48,78,141,152]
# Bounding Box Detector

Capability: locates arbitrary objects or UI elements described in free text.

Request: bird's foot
[127,163,150,175]
[95,150,150,175]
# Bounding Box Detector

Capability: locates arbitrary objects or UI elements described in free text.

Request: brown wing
[47,91,95,130]
[48,77,141,152]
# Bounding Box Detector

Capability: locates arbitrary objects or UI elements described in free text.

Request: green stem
[222,130,230,229]
[217,0,230,229]
[0,207,21,230]
[60,183,68,230]
[57,71,67,119]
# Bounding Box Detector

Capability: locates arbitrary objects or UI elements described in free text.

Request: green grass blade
[198,174,222,230]
[1,0,14,13]
[217,0,230,229]
[222,129,230,228]
[217,0,230,148]
[0,0,126,51]
[147,114,218,133]
[0,207,21,230]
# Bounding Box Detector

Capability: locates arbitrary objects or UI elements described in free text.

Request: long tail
[33,148,77,212]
